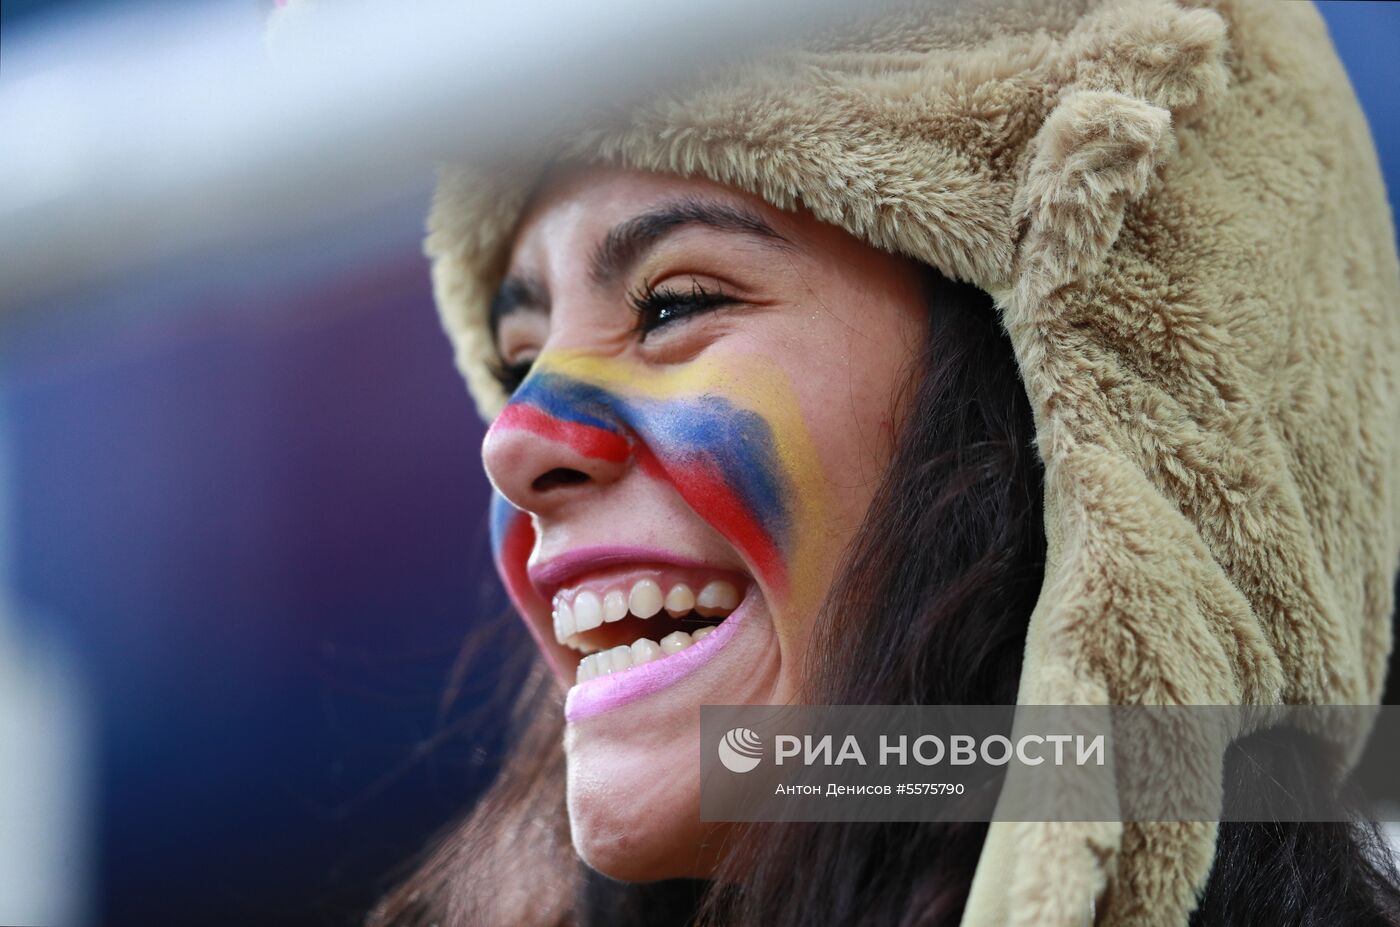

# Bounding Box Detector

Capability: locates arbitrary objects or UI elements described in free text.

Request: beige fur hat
[392,0,1399,923]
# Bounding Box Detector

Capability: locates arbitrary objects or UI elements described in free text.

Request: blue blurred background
[0,2,1396,925]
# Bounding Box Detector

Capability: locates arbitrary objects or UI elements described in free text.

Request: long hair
[369,269,1400,926]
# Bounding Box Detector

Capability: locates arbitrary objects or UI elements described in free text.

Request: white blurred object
[0,0,865,310]
[0,400,93,927]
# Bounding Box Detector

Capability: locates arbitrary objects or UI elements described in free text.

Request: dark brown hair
[369,269,1400,926]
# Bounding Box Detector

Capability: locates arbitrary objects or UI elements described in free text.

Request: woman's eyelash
[488,356,534,394]
[627,279,738,337]
[488,280,734,391]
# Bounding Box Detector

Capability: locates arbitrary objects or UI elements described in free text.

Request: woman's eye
[626,278,738,338]
[489,355,535,394]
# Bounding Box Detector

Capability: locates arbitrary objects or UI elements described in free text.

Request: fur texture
[420,1,1400,924]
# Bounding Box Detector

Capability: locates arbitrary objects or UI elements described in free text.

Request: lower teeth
[576,626,718,684]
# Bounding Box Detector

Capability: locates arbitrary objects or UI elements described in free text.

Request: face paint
[489,490,535,603]
[486,350,829,611]
[492,488,590,679]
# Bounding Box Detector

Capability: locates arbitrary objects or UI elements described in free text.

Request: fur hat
[374,0,1399,923]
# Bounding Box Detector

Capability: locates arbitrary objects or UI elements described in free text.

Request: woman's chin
[569,816,709,882]
[560,591,782,880]
[563,712,708,881]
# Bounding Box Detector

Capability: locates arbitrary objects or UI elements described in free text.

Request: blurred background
[0,2,1397,925]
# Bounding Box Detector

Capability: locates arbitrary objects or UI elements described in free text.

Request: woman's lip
[563,586,753,722]
[528,545,716,601]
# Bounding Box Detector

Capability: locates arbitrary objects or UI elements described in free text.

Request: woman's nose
[481,399,632,515]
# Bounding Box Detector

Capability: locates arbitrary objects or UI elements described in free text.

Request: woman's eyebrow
[589,198,793,286]
[489,200,789,339]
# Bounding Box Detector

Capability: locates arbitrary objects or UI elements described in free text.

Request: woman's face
[482,166,926,879]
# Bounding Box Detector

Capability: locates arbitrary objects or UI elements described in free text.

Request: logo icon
[718,727,763,773]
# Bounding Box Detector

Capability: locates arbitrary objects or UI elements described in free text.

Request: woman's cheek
[739,369,834,624]
[484,352,839,656]
[590,351,834,616]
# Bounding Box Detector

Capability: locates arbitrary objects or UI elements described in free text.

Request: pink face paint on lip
[528,545,719,601]
[563,586,753,722]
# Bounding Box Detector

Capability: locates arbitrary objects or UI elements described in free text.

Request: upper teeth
[552,578,740,646]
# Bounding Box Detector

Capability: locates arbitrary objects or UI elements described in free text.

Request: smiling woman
[479,166,929,880]
[374,161,1045,923]
[362,1,1400,926]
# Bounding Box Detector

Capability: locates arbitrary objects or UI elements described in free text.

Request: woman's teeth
[574,626,719,684]
[603,589,628,622]
[696,581,740,612]
[664,584,695,615]
[550,576,741,685]
[552,578,740,644]
[628,579,663,619]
